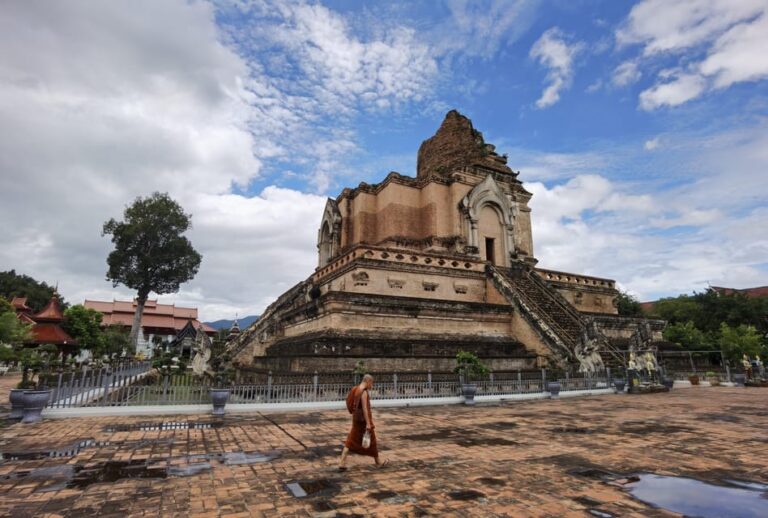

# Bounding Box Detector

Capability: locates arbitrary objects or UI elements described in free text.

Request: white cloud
[644,137,660,151]
[699,13,768,89]
[530,28,583,108]
[431,0,540,58]
[639,72,707,110]
[612,60,641,87]
[0,0,329,321]
[524,122,768,300]
[618,0,768,110]
[616,0,764,55]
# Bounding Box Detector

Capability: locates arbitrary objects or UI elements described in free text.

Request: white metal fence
[43,368,616,408]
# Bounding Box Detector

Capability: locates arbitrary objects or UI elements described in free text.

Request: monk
[338,374,388,470]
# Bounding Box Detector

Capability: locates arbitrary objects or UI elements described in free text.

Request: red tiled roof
[33,296,65,322]
[17,313,36,324]
[11,297,31,312]
[84,299,214,334]
[711,286,768,298]
[29,323,76,345]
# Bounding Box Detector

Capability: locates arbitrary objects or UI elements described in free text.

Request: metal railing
[44,368,616,408]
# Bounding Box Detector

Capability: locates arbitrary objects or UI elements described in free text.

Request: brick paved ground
[1,387,767,517]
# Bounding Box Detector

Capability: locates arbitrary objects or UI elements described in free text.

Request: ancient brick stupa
[228,111,662,373]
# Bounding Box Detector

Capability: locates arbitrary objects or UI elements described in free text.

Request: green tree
[0,270,66,313]
[650,295,702,324]
[101,325,131,358]
[717,323,765,362]
[454,350,489,382]
[662,321,713,351]
[0,296,31,346]
[616,291,643,316]
[63,305,104,355]
[102,192,202,349]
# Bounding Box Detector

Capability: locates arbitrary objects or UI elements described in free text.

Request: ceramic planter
[733,374,746,386]
[613,379,626,393]
[662,378,674,390]
[21,390,51,424]
[688,375,700,385]
[461,383,477,406]
[547,381,561,399]
[9,389,25,419]
[209,388,231,415]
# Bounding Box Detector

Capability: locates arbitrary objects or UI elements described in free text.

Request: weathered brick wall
[417,110,487,178]
[416,110,513,178]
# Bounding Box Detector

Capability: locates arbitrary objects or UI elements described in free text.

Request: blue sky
[1,0,767,320]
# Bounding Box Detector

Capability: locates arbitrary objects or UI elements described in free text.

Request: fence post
[489,371,494,383]
[313,370,318,400]
[541,368,546,389]
[427,369,432,389]
[55,369,63,406]
[267,370,273,403]
[725,363,731,383]
[688,351,696,374]
[162,372,169,403]
[607,367,611,384]
[393,372,398,398]
[100,367,112,406]
[517,370,521,383]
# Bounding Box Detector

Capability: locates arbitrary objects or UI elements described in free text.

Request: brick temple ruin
[228,111,663,373]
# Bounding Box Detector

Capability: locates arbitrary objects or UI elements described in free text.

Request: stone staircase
[488,263,625,369]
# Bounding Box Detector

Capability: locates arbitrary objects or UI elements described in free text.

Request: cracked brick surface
[1,387,767,517]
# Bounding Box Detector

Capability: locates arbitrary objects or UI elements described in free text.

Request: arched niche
[317,198,342,267]
[460,175,516,266]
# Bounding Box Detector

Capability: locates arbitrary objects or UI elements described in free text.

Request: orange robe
[344,386,378,457]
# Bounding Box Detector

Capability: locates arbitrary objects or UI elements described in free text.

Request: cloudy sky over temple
[1,0,767,320]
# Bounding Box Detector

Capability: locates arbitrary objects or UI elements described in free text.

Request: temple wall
[281,309,514,340]
[326,266,489,303]
[273,356,537,373]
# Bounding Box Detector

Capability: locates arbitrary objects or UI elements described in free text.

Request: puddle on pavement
[447,489,485,501]
[625,474,768,518]
[569,467,618,480]
[475,477,506,487]
[454,437,518,447]
[2,449,280,491]
[69,460,167,488]
[620,420,692,435]
[215,451,279,465]
[104,420,225,432]
[588,510,615,518]
[573,496,602,507]
[166,462,211,477]
[285,478,340,499]
[1,439,99,460]
[368,490,398,501]
[697,413,742,423]
[553,426,593,434]
[305,445,342,458]
[487,421,518,430]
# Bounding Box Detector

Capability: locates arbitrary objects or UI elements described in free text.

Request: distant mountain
[205,315,259,330]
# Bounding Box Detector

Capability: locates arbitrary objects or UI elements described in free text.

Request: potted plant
[705,371,720,386]
[547,376,561,399]
[613,378,626,393]
[454,350,489,406]
[8,348,29,419]
[206,350,233,416]
[688,373,700,385]
[20,345,57,424]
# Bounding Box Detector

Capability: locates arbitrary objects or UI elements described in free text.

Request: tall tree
[102,192,202,349]
[62,305,104,355]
